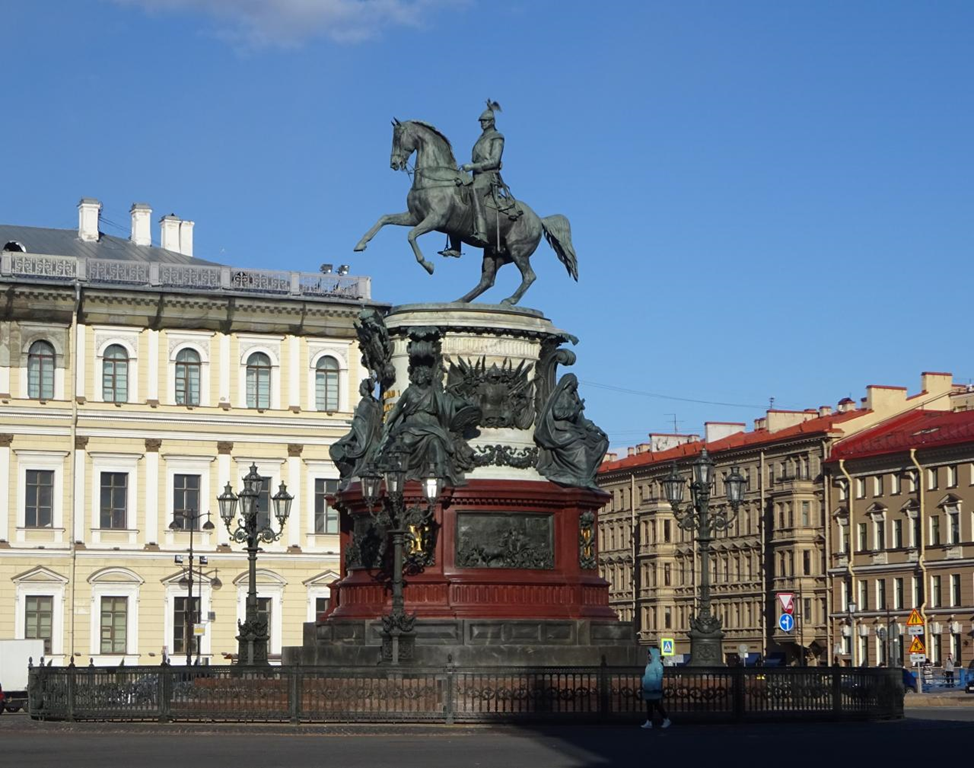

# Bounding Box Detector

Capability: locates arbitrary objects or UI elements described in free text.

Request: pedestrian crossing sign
[909,636,925,654]
[661,638,675,656]
[906,609,924,627]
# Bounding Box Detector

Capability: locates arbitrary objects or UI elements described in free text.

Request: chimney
[130,203,152,246]
[819,405,833,417]
[627,447,636,458]
[837,397,855,413]
[704,422,746,444]
[160,214,181,253]
[78,198,101,242]
[178,219,194,258]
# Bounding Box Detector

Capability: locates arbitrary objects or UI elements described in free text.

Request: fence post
[158,660,172,723]
[733,667,745,722]
[289,668,300,724]
[831,667,842,719]
[444,656,455,725]
[598,655,610,719]
[66,659,76,722]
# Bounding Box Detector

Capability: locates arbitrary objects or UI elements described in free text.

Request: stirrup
[438,248,461,258]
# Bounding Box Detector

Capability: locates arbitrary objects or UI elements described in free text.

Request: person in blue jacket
[641,646,671,729]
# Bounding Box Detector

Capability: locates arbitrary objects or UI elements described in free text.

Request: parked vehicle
[902,668,917,693]
[0,639,46,713]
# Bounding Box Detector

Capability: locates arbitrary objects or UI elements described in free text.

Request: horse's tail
[541,215,578,281]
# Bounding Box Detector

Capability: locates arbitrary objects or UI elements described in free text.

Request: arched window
[175,348,201,406]
[102,345,129,403]
[315,357,339,411]
[246,352,271,409]
[27,340,56,400]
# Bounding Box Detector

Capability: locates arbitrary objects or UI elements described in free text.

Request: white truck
[0,639,46,714]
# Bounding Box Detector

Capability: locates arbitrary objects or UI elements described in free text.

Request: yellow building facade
[0,205,378,665]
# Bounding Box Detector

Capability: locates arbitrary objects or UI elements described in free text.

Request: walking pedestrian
[641,647,671,729]
[944,654,955,688]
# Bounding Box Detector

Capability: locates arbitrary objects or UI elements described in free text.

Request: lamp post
[662,449,746,667]
[170,509,215,666]
[218,463,293,665]
[360,450,443,665]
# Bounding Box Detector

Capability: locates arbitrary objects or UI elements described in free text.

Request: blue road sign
[661,638,675,656]
[779,613,795,632]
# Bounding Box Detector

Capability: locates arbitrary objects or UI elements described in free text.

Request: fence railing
[0,252,371,301]
[28,662,903,724]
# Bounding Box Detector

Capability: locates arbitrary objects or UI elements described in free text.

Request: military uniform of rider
[440,102,505,257]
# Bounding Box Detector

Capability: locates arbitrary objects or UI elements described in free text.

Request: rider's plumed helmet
[479,99,501,125]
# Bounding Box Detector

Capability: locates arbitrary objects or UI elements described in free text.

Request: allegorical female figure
[534,373,608,490]
[330,378,383,485]
[378,364,481,487]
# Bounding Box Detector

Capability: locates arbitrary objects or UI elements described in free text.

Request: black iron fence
[28,662,902,724]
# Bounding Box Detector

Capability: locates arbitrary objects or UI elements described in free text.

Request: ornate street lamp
[361,451,443,665]
[219,463,293,665]
[663,449,746,667]
[170,509,215,666]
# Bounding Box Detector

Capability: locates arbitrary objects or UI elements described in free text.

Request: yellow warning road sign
[906,608,924,627]
[909,636,925,654]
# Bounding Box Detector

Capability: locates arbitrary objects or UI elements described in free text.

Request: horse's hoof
[422,261,435,275]
[353,242,368,252]
[500,297,517,306]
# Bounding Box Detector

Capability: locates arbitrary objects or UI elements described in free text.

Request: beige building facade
[0,200,378,665]
[597,373,960,665]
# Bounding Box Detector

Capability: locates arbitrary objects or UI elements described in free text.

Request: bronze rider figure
[440,100,505,258]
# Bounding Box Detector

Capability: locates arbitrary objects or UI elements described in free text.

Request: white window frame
[89,452,143,547]
[87,568,142,665]
[235,569,286,662]
[92,328,140,404]
[237,336,282,410]
[304,460,341,549]
[14,450,68,544]
[13,566,68,662]
[162,455,215,545]
[18,324,67,401]
[167,333,213,407]
[891,472,901,495]
[304,571,340,622]
[163,572,214,665]
[307,343,351,413]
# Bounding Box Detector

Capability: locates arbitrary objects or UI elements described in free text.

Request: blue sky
[4,1,973,449]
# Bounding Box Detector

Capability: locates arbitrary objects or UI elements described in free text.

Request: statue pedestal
[284,303,637,667]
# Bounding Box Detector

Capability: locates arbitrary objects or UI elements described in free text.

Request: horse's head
[390,118,412,171]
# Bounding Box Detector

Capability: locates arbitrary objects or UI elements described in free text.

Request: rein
[402,164,465,191]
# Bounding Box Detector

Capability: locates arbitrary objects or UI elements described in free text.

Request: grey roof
[0,224,222,266]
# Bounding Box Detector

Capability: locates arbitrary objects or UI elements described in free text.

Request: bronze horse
[354,119,578,306]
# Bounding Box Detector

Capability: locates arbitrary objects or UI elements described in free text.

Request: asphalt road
[1,710,971,768]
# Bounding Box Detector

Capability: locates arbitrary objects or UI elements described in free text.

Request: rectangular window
[948,465,958,488]
[877,580,886,610]
[315,596,331,616]
[663,520,671,543]
[912,575,920,608]
[951,574,961,606]
[314,478,340,534]
[855,478,865,499]
[172,474,201,530]
[173,596,200,656]
[25,595,53,655]
[931,575,942,607]
[257,597,272,639]
[801,501,810,527]
[100,596,128,654]
[857,523,868,552]
[858,579,869,611]
[25,469,54,528]
[927,468,938,491]
[803,598,812,623]
[948,511,960,545]
[99,472,128,529]
[891,473,901,495]
[802,550,811,575]
[894,577,904,610]
[893,520,903,549]
[663,607,672,629]
[874,520,885,550]
[930,516,941,546]
[873,475,883,497]
[663,563,671,586]
[913,516,921,548]
[841,527,850,554]
[257,477,271,530]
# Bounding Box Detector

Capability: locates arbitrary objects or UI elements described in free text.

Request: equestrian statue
[353,101,578,306]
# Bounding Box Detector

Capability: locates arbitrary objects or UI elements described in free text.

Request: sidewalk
[905,689,974,708]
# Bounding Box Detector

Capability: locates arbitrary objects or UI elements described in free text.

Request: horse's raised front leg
[458,250,501,303]
[407,214,443,275]
[354,211,417,252]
